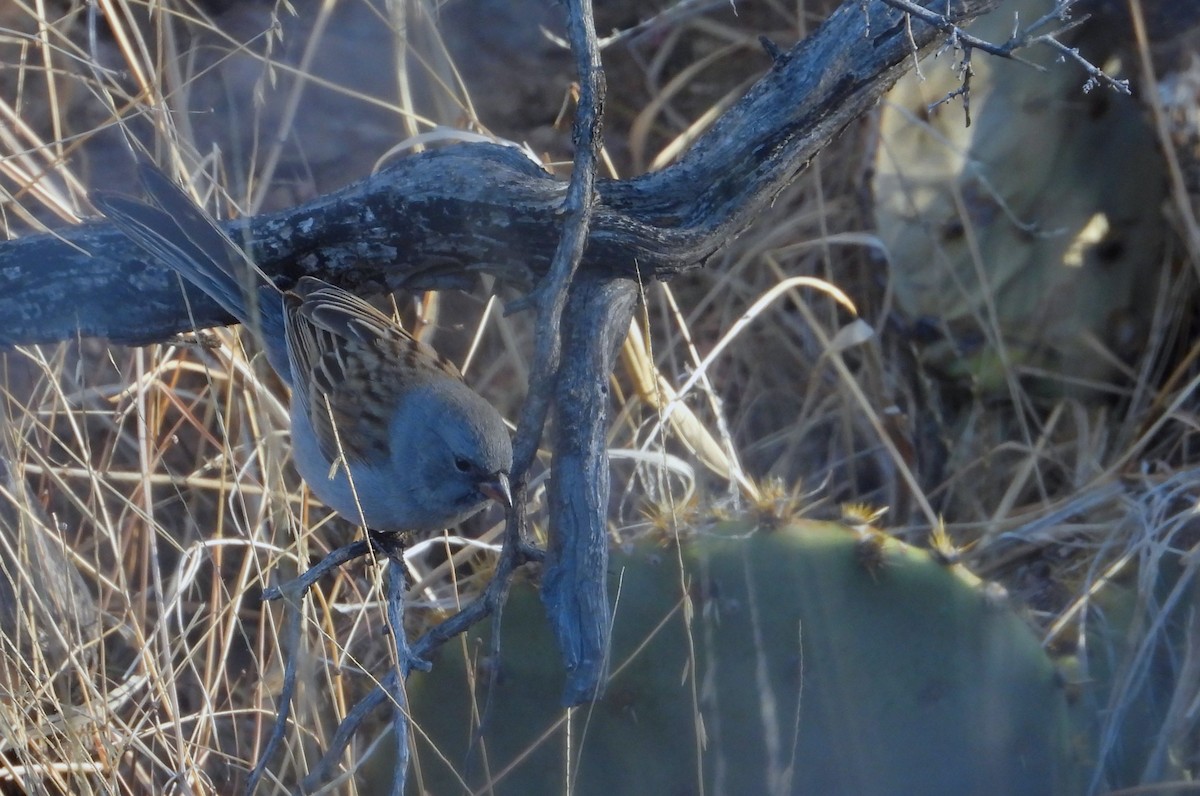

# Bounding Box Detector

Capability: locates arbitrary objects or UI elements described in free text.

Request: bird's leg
[365,528,407,557]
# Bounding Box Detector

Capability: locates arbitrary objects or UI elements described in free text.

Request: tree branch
[0,0,1003,348]
[544,274,637,705]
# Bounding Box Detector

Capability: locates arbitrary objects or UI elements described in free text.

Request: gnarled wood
[0,0,1002,348]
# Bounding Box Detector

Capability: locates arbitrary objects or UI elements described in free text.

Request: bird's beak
[479,472,513,509]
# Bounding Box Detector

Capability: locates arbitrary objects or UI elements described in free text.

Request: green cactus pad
[404,521,1084,795]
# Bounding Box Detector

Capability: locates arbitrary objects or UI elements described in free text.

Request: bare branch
[0,0,1005,348]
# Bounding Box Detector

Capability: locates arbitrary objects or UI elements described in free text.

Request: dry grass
[0,0,1197,793]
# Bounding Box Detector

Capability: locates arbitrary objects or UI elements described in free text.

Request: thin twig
[879,0,1033,59]
[385,556,414,796]
[245,539,370,795]
[1038,34,1130,94]
[259,540,372,603]
[507,0,605,479]
[302,674,394,791]
[283,0,606,790]
[880,0,1130,95]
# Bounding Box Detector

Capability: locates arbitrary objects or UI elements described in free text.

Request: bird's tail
[92,165,255,322]
[92,163,290,377]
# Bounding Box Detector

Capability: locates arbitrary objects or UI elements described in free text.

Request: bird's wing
[283,276,464,466]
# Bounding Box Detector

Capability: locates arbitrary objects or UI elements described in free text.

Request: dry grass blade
[0,0,1198,792]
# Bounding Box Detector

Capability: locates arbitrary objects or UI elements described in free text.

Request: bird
[91,163,513,534]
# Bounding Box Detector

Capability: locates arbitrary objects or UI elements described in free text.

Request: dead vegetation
[0,0,1197,793]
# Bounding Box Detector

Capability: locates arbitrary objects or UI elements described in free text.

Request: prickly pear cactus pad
[403,521,1084,795]
[873,0,1166,397]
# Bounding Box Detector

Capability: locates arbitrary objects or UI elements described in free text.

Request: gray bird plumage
[93,164,512,532]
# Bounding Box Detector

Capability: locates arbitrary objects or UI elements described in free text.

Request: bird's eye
[454,456,471,473]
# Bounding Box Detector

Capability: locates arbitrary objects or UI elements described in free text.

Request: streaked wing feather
[283,277,465,466]
[293,278,394,340]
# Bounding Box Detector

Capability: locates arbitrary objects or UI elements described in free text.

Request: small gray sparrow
[93,164,512,533]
